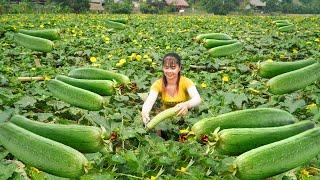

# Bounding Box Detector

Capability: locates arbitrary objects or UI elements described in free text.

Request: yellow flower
[130,53,137,61]
[292,49,298,54]
[200,82,207,88]
[136,55,142,61]
[108,54,113,59]
[116,62,124,67]
[280,54,285,59]
[146,58,153,63]
[306,103,317,110]
[30,167,41,174]
[151,62,157,68]
[300,168,311,177]
[266,59,273,62]
[40,24,44,28]
[166,45,170,50]
[143,54,149,59]
[44,75,51,81]
[119,58,126,64]
[179,127,190,134]
[148,176,157,180]
[90,57,97,63]
[176,167,188,173]
[222,75,229,82]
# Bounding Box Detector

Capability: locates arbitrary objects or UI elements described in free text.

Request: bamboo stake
[18,76,44,82]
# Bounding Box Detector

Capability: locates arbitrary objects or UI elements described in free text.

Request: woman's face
[162,57,181,80]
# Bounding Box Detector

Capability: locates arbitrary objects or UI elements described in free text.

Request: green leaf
[0,163,16,180]
[111,154,126,164]
[14,96,37,108]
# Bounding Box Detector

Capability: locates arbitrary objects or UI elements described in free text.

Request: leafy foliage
[105,0,134,14]
[200,0,239,15]
[0,14,319,179]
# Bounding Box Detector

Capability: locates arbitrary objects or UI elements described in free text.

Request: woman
[141,52,201,126]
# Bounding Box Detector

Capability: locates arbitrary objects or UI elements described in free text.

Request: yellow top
[151,76,194,108]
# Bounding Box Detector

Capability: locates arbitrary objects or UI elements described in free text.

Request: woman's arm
[141,90,158,125]
[185,85,202,108]
[176,85,201,116]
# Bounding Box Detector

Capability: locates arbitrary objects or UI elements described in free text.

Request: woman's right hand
[141,111,150,126]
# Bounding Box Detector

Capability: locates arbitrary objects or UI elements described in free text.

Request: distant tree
[105,0,133,14]
[52,0,90,12]
[261,0,281,12]
[139,0,166,14]
[200,0,239,15]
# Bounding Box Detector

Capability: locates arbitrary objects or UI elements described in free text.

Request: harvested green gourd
[234,127,320,180]
[0,122,88,178]
[279,24,295,32]
[203,39,238,49]
[56,75,114,96]
[276,22,292,27]
[108,19,128,24]
[18,29,60,40]
[47,79,105,111]
[10,115,108,153]
[258,58,316,78]
[68,67,130,85]
[195,33,232,42]
[14,33,54,52]
[213,120,315,156]
[147,107,177,130]
[106,20,126,30]
[267,62,320,95]
[208,42,242,57]
[191,108,295,140]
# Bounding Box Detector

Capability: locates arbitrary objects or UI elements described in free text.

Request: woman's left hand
[175,102,189,116]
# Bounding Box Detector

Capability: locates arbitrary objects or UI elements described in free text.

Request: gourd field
[0,14,320,179]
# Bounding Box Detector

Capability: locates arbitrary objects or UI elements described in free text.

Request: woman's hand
[175,102,189,116]
[141,111,150,126]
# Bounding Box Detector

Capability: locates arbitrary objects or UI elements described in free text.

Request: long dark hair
[162,52,182,94]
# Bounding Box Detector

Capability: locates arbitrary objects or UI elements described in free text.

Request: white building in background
[89,0,104,11]
[245,0,266,10]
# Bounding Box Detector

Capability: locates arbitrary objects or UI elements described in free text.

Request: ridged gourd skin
[276,22,293,27]
[195,33,232,42]
[0,122,88,178]
[56,75,114,96]
[208,42,242,57]
[147,107,177,130]
[279,24,295,32]
[258,58,316,78]
[14,33,54,52]
[191,108,296,140]
[68,67,130,85]
[267,62,320,95]
[18,29,60,40]
[10,115,106,153]
[203,39,238,49]
[106,20,126,30]
[235,127,320,180]
[215,120,315,156]
[47,79,104,111]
